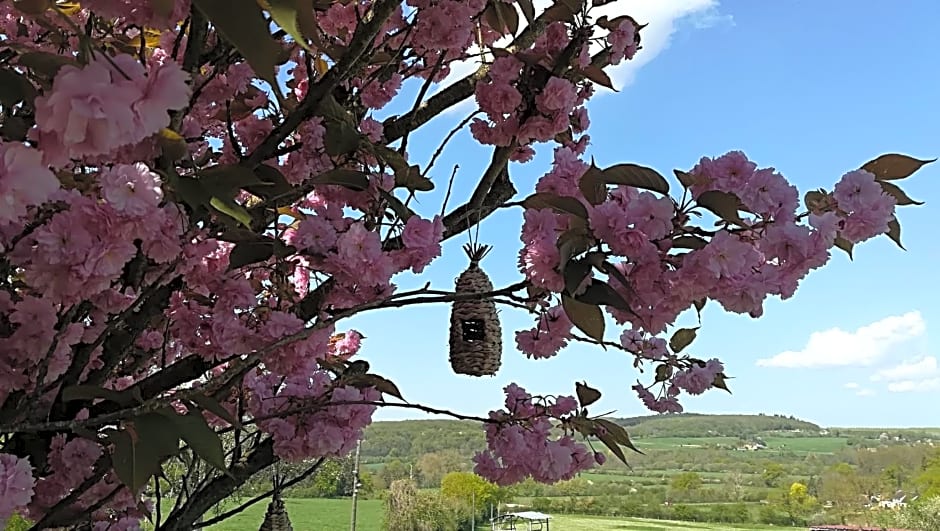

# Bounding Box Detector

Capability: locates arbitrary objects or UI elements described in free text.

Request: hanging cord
[272,460,282,501]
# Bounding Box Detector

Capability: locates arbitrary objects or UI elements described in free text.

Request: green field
[549,514,785,530]
[203,498,383,531]
[194,498,784,530]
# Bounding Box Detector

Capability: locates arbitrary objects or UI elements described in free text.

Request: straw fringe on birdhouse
[449,243,502,377]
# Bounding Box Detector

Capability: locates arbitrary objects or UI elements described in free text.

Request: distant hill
[611,413,821,438]
[360,413,822,463]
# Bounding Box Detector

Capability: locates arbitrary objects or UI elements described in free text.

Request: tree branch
[192,457,326,529]
[158,438,276,531]
[246,0,401,166]
[382,18,548,142]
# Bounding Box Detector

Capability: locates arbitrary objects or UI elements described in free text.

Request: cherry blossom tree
[0,0,930,529]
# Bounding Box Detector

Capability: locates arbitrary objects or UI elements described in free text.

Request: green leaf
[173,175,212,210]
[266,0,314,52]
[323,120,362,157]
[833,236,854,260]
[696,190,746,225]
[483,1,519,35]
[597,429,629,465]
[156,408,227,472]
[600,164,669,195]
[575,382,602,408]
[523,192,589,219]
[594,418,643,455]
[16,51,78,79]
[885,218,904,250]
[669,327,699,354]
[191,0,283,100]
[311,168,370,191]
[110,414,182,493]
[61,385,134,406]
[861,153,935,181]
[516,0,536,24]
[378,189,414,221]
[672,235,708,250]
[712,372,732,393]
[344,374,405,401]
[541,0,576,22]
[199,164,265,200]
[209,197,253,228]
[556,228,594,270]
[189,393,240,428]
[394,166,434,192]
[674,169,695,189]
[562,294,605,342]
[803,189,828,212]
[578,162,607,206]
[249,164,294,202]
[563,258,592,295]
[576,281,630,312]
[371,145,409,173]
[0,67,37,107]
[655,364,673,382]
[228,239,275,269]
[878,180,924,206]
[579,65,615,91]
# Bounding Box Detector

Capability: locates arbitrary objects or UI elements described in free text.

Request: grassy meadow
[196,498,786,531]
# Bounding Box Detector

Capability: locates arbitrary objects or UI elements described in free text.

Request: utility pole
[471,490,475,531]
[350,439,362,531]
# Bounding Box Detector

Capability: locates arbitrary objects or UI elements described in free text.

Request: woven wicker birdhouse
[258,490,293,531]
[449,243,502,376]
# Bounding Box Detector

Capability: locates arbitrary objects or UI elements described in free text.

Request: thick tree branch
[158,438,276,531]
[246,0,401,166]
[382,18,548,142]
[191,457,326,529]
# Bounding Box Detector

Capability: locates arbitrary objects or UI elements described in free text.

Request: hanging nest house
[449,243,502,377]
[258,479,293,531]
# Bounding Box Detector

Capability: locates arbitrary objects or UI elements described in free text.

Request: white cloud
[855,388,876,397]
[871,356,938,382]
[843,382,860,389]
[434,0,731,115]
[887,378,940,393]
[756,311,927,369]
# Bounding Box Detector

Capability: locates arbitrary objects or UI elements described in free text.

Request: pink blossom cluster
[0,142,59,229]
[33,53,190,167]
[515,305,574,359]
[471,22,595,162]
[827,169,897,243]
[245,370,380,461]
[473,384,595,485]
[516,149,903,410]
[0,453,34,527]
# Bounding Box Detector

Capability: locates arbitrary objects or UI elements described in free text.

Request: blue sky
[341,0,940,429]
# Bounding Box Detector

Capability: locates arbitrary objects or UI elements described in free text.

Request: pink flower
[99,163,163,217]
[0,453,35,522]
[0,142,59,226]
[536,77,578,113]
[476,81,523,118]
[399,214,444,273]
[34,54,189,166]
[515,306,573,359]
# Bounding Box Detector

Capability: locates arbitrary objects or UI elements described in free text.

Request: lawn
[201,498,384,531]
[760,436,848,453]
[190,498,788,531]
[549,514,784,531]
